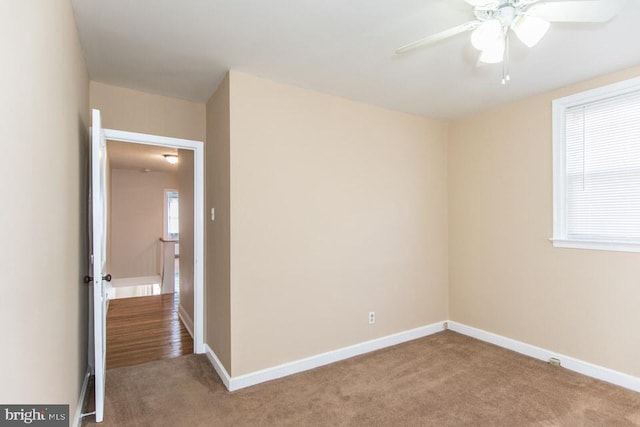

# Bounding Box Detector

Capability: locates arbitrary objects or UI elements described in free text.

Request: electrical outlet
[368,311,375,324]
[549,357,561,367]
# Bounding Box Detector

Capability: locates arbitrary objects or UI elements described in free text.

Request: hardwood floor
[106,293,193,370]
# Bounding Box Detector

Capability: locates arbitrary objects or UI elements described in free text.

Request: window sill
[550,238,640,254]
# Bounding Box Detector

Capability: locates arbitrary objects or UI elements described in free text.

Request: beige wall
[110,168,178,279]
[206,74,232,372]
[449,66,640,377]
[90,81,206,141]
[178,149,195,322]
[228,72,449,375]
[0,0,89,417]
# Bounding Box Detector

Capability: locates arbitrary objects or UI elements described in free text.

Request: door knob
[83,274,112,283]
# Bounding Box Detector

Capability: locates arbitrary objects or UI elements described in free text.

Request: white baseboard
[448,321,640,393]
[206,321,446,392]
[204,320,640,394]
[204,345,232,390]
[178,304,194,339]
[72,369,91,427]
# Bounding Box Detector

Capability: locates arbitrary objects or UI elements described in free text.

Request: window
[552,76,640,253]
[165,190,179,240]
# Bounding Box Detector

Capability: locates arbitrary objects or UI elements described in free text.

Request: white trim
[204,345,232,390]
[551,238,640,253]
[206,322,446,392]
[178,304,194,339]
[552,96,567,241]
[554,76,640,107]
[193,142,205,354]
[72,369,91,427]
[103,128,205,354]
[103,129,201,150]
[448,321,640,393]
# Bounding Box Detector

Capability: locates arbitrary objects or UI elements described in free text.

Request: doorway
[102,128,205,358]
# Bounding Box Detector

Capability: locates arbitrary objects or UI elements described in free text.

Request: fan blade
[527,0,628,23]
[464,0,499,6]
[396,21,480,55]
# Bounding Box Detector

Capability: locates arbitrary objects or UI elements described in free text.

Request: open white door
[90,108,109,423]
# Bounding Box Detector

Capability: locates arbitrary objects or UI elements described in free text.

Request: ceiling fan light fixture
[512,14,550,47]
[471,19,503,50]
[479,37,506,64]
[396,0,627,83]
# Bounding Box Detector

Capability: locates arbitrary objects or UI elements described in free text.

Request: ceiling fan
[396,0,628,82]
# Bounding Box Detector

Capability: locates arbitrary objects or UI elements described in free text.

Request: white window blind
[565,90,640,242]
[553,77,640,252]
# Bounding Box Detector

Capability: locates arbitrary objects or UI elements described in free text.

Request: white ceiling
[108,141,178,173]
[72,0,640,119]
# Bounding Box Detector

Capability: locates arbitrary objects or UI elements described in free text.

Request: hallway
[106,293,193,370]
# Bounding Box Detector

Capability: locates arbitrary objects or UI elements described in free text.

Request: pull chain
[501,33,511,85]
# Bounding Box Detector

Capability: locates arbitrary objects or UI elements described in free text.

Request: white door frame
[104,128,205,353]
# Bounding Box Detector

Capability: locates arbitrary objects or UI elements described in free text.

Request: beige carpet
[84,331,640,426]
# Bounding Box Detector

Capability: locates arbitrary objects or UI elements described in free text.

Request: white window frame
[552,75,640,253]
[164,189,179,241]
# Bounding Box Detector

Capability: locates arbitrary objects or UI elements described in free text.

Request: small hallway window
[166,190,179,240]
